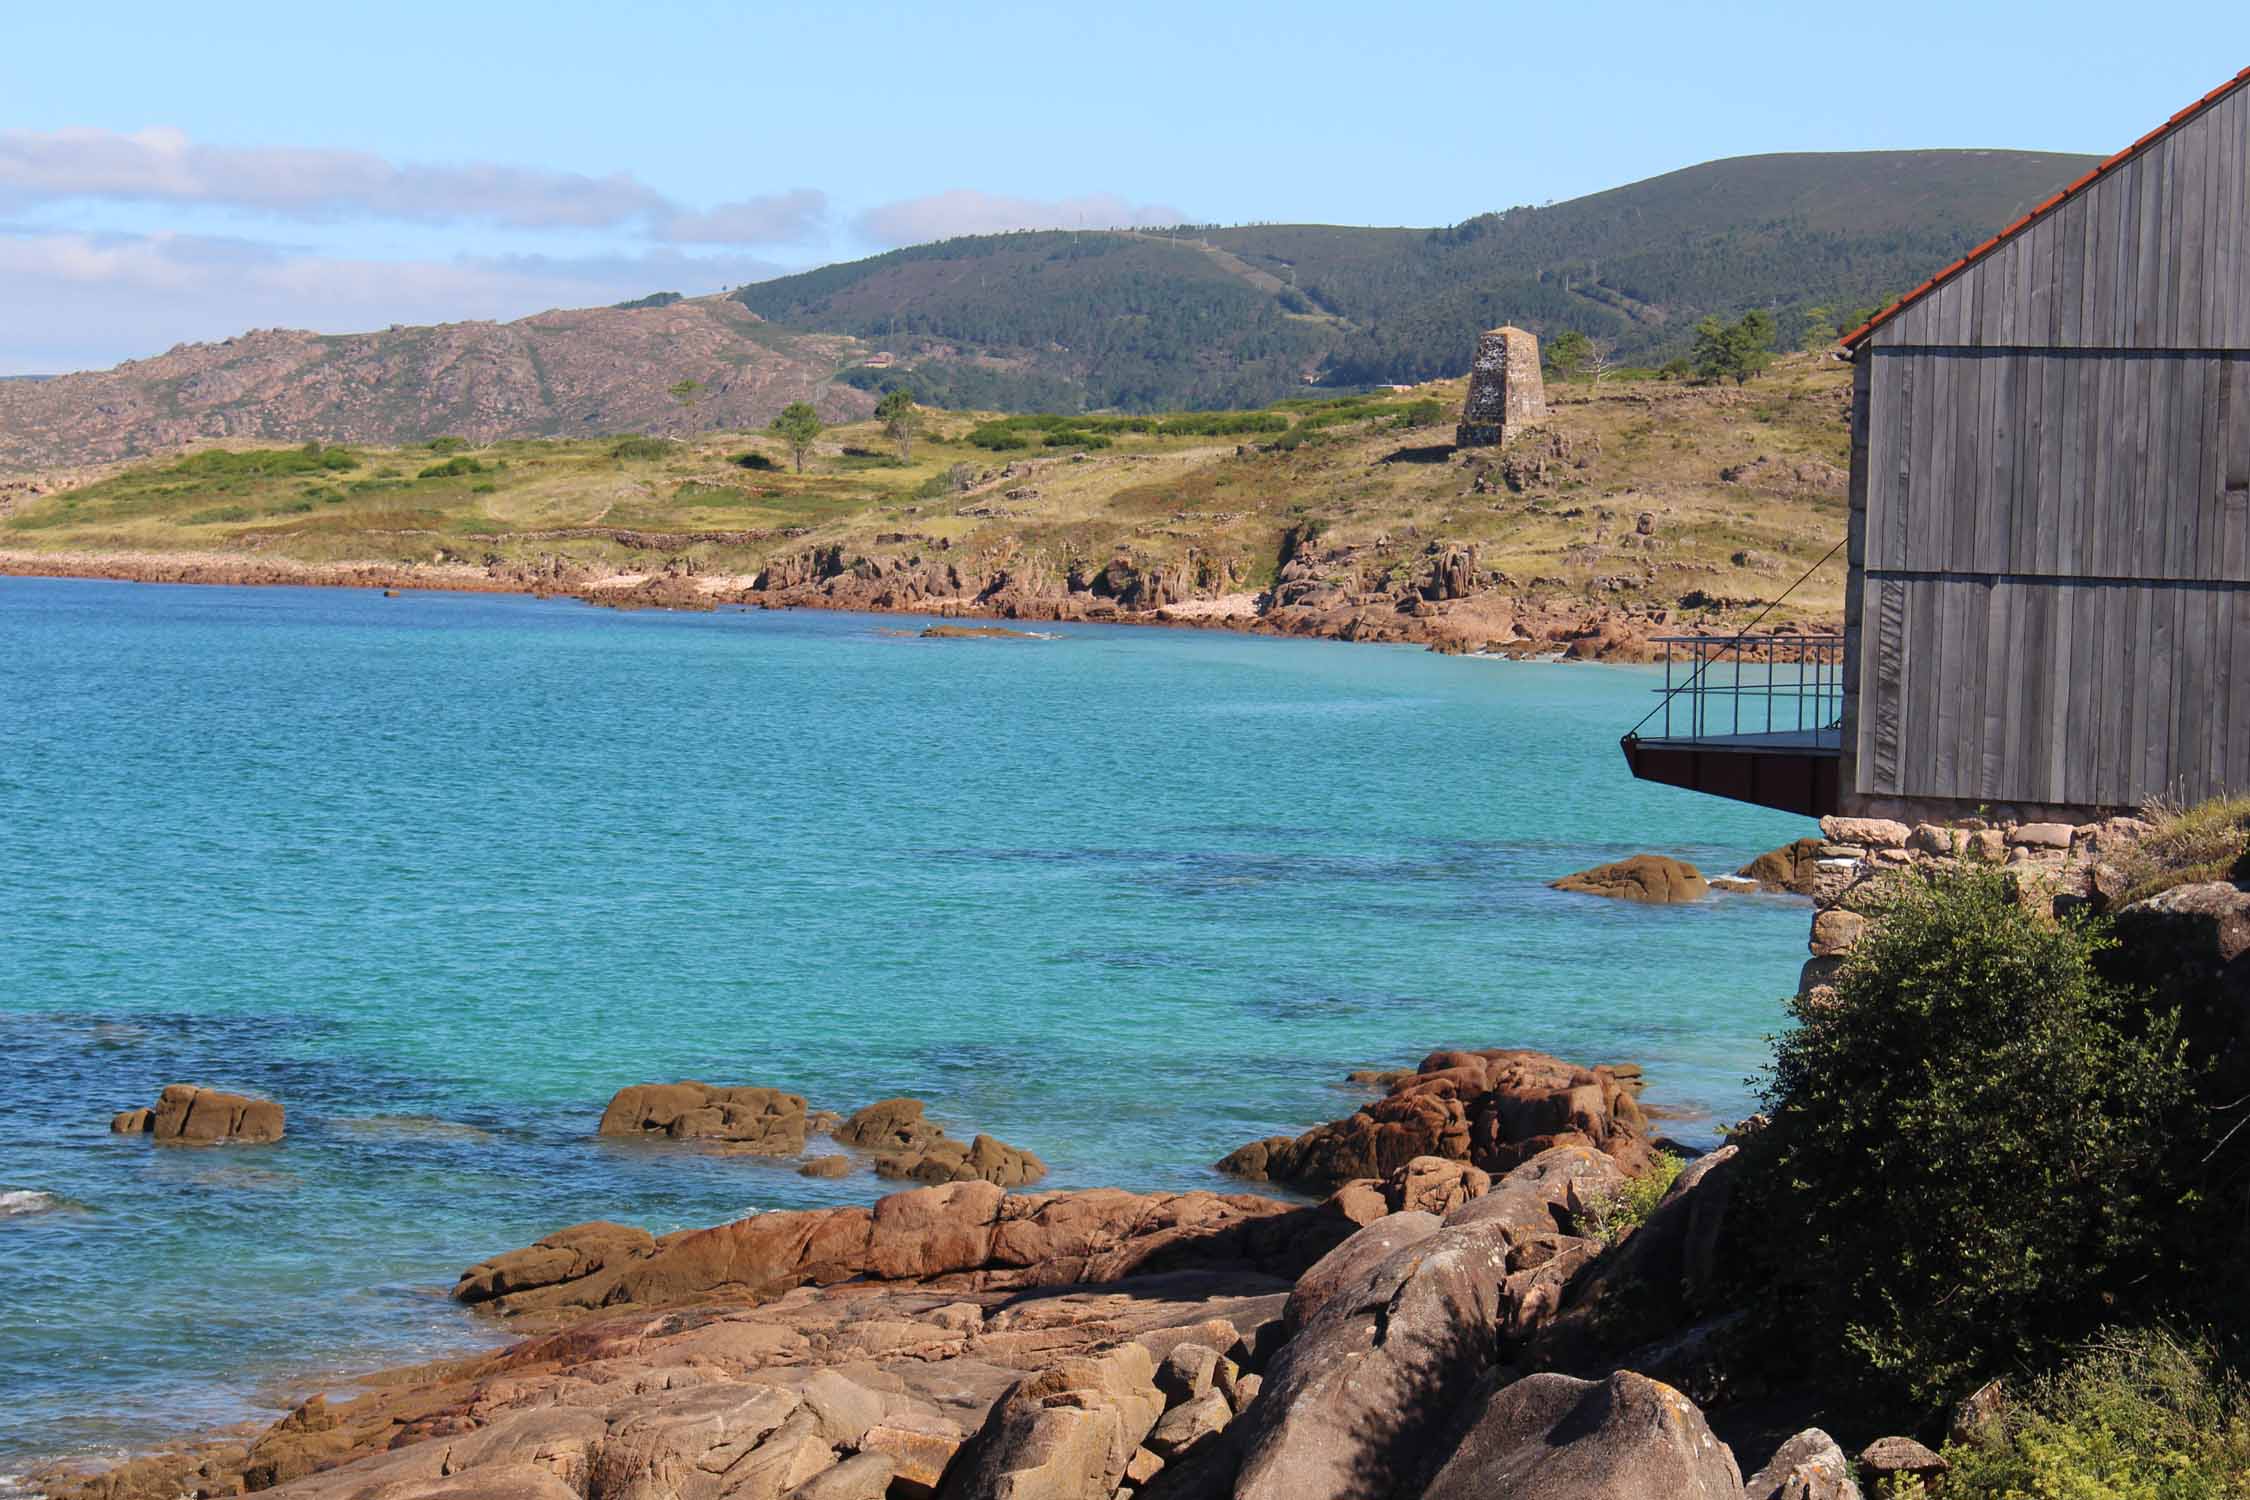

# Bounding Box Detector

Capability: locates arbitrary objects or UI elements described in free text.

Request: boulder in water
[598,1082,808,1154]
[1551,854,1709,903]
[111,1085,283,1145]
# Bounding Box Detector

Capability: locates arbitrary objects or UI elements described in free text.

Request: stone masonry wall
[1455,326,1546,448]
[1798,812,2156,999]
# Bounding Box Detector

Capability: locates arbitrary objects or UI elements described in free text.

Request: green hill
[736,149,2096,410]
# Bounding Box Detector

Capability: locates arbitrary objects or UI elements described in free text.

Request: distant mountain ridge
[737,149,2099,410]
[0,299,866,470]
[0,148,2097,467]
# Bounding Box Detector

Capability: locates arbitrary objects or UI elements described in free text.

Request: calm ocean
[0,576,1814,1475]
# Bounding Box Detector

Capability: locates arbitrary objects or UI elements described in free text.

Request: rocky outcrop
[454,1180,1354,1322]
[1551,855,1709,904]
[1736,838,1824,896]
[1217,1049,1652,1191]
[46,1268,1294,1500]
[835,1100,1048,1188]
[110,1084,284,1144]
[1231,1143,1629,1499]
[1744,1429,1862,1500]
[597,1082,809,1153]
[1420,1371,1742,1499]
[1524,1143,1737,1359]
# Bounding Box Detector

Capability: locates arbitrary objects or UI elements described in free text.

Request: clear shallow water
[0,577,1815,1471]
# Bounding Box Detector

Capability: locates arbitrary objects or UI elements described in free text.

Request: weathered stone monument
[1455,325,1546,448]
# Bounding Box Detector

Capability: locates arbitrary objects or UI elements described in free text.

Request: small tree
[1582,338,1617,384]
[875,388,922,461]
[1545,328,1593,381]
[1691,311,1776,385]
[769,401,824,474]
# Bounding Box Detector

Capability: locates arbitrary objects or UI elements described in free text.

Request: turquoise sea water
[0,577,1815,1475]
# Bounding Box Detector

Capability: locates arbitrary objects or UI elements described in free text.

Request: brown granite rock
[453,1181,1351,1321]
[1421,1371,1743,1499]
[1218,1048,1652,1191]
[834,1098,942,1153]
[597,1081,808,1153]
[1551,855,1709,904]
[112,1085,285,1144]
[1736,837,1824,895]
[41,1269,1297,1500]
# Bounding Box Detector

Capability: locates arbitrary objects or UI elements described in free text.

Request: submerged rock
[597,1081,809,1153]
[836,1098,1047,1187]
[1551,854,1709,903]
[111,1085,284,1145]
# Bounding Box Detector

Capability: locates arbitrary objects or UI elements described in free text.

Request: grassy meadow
[1,353,1854,621]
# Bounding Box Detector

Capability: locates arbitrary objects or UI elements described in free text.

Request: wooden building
[1626,66,2250,821]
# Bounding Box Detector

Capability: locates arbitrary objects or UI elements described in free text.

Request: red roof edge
[1840,64,2250,351]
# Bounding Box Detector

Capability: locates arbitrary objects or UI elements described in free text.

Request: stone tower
[1455,326,1546,448]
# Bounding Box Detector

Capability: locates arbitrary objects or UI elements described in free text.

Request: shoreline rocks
[453,1180,1356,1322]
[598,1087,1049,1187]
[1217,1048,1653,1191]
[110,1085,284,1145]
[45,1042,1823,1500]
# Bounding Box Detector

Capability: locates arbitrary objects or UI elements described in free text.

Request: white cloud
[0,127,827,244]
[659,188,829,244]
[853,188,1187,247]
[0,230,785,374]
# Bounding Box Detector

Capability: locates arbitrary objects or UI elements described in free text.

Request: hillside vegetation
[0,147,2092,468]
[740,149,2095,409]
[0,355,1854,648]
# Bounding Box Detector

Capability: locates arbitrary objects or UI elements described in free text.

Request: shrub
[1743,865,2192,1407]
[2115,795,2250,904]
[1939,1327,2250,1500]
[1391,398,1444,430]
[417,456,485,479]
[427,436,469,454]
[609,436,677,461]
[1577,1152,1683,1247]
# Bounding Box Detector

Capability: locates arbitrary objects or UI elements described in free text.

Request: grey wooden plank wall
[1863,351,2250,579]
[1850,78,2250,810]
[1871,82,2250,351]
[1855,575,2250,807]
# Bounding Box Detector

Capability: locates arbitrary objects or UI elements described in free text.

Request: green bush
[609,436,678,461]
[1940,1328,2250,1500]
[1579,1152,1683,1247]
[1391,398,1445,430]
[417,456,486,479]
[1743,865,2192,1407]
[427,436,469,454]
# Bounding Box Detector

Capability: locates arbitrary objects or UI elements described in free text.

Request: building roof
[1841,65,2250,350]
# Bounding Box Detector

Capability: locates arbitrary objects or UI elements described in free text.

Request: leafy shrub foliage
[417,456,486,479]
[1938,1328,2250,1500]
[1577,1151,1683,1247]
[609,436,678,461]
[1740,865,2193,1407]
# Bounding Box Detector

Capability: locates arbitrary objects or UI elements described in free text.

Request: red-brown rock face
[1216,1049,1652,1190]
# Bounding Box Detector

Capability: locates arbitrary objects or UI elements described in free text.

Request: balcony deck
[1620,634,1844,818]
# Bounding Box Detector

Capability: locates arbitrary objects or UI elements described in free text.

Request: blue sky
[2,0,2242,373]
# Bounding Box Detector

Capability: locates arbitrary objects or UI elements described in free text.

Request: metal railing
[1631,633,1845,748]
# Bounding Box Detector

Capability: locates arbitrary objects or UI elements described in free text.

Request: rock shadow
[1377,443,1457,465]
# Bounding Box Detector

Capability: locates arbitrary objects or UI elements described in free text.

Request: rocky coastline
[0,545,1772,665]
[32,1046,1892,1500]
